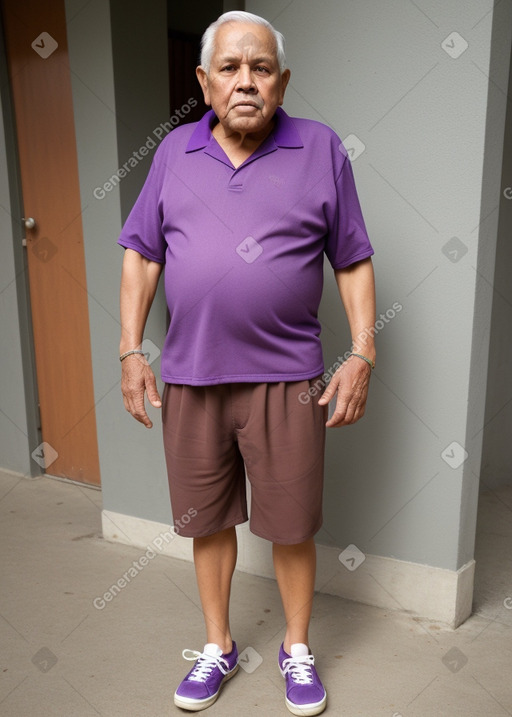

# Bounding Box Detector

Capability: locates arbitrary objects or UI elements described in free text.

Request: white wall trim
[102,509,474,628]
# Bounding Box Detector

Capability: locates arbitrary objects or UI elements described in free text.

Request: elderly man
[118,10,375,716]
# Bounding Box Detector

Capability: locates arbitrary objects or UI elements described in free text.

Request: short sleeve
[117,159,166,264]
[324,150,374,269]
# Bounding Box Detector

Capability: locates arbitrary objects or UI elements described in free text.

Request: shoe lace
[182,649,230,682]
[282,654,315,685]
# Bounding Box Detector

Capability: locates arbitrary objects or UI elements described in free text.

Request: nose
[236,64,256,93]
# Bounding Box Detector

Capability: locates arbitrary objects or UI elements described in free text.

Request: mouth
[233,101,261,109]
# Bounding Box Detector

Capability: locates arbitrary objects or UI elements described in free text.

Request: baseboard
[102,509,474,628]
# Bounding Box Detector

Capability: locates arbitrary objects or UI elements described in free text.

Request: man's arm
[318,257,376,427]
[120,248,164,428]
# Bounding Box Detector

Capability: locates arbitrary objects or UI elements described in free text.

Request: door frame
[0,19,41,476]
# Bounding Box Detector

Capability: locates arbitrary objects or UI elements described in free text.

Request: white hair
[200,11,287,73]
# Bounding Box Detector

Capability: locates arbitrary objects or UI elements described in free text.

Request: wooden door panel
[2,0,101,484]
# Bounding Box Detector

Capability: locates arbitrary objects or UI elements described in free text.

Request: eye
[255,66,270,74]
[221,64,236,72]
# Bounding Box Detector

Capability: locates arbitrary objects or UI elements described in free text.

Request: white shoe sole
[285,692,327,716]
[173,663,239,711]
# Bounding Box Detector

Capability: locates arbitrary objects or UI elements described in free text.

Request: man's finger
[327,390,367,427]
[124,389,153,428]
[326,398,349,427]
[132,406,153,428]
[318,372,340,405]
[145,370,162,408]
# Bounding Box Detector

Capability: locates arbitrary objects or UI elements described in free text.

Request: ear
[278,69,291,106]
[196,66,211,106]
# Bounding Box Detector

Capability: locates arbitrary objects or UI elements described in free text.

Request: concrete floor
[0,469,511,717]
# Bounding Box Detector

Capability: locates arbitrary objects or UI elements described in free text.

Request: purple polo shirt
[118,107,373,385]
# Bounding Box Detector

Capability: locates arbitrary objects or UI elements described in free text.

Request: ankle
[220,640,233,655]
[206,636,233,655]
[283,636,309,654]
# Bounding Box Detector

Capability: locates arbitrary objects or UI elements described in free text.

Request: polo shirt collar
[185,106,304,154]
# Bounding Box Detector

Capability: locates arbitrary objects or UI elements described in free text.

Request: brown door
[1,0,101,485]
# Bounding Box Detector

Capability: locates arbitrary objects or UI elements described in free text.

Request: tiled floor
[0,470,511,716]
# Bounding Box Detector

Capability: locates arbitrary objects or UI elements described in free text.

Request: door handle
[23,217,36,229]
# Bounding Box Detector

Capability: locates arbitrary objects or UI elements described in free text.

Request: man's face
[197,22,290,137]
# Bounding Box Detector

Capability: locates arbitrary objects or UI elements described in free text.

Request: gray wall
[110,0,170,222]
[66,0,172,523]
[480,43,512,491]
[247,0,512,570]
[66,0,249,524]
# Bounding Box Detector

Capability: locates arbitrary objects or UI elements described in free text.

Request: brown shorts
[162,378,327,544]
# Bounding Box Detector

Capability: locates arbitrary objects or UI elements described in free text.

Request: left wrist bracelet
[119,349,145,362]
[349,352,375,370]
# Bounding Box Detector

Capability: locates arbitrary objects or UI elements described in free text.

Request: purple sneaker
[279,643,327,716]
[174,642,239,711]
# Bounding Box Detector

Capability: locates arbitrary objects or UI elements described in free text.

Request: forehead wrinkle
[213,42,277,66]
[213,24,278,62]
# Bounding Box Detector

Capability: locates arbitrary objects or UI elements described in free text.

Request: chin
[228,116,268,133]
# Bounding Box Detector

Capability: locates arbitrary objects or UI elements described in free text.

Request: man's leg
[273,538,326,715]
[174,526,239,711]
[272,537,316,653]
[193,526,237,654]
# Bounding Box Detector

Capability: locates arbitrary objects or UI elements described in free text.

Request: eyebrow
[217,55,276,65]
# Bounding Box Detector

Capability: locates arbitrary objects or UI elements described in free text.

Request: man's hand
[121,354,162,428]
[318,356,372,427]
